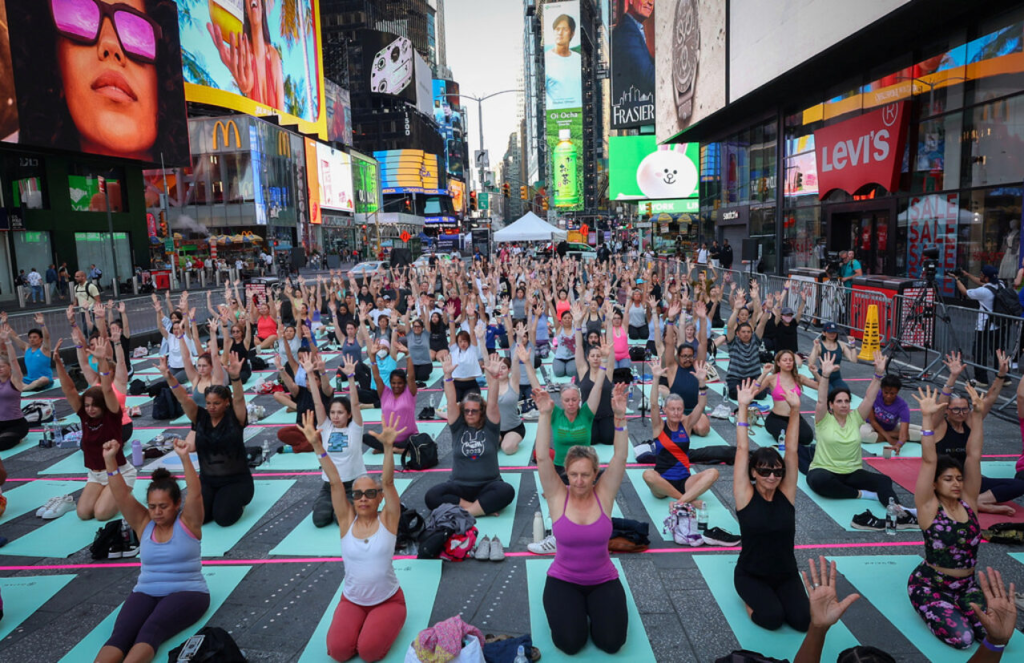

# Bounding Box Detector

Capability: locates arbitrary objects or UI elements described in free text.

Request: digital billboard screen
[374,149,444,195]
[543,1,583,211]
[611,0,656,129]
[351,150,380,214]
[3,0,190,165]
[177,0,326,138]
[315,143,354,212]
[609,135,699,201]
[325,80,352,146]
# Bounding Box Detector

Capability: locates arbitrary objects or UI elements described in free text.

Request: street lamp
[443,89,522,192]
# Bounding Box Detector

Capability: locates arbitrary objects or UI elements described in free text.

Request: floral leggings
[907,563,986,649]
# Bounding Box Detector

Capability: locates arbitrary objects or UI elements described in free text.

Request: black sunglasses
[755,467,785,478]
[352,489,381,500]
[463,407,481,414]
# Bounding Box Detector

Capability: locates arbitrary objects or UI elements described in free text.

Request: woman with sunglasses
[733,378,807,632]
[301,410,408,663]
[935,351,1023,515]
[18,0,182,162]
[158,353,252,527]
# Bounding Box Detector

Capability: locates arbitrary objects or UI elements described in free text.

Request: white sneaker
[527,534,557,555]
[41,495,75,520]
[36,495,64,518]
[710,404,732,420]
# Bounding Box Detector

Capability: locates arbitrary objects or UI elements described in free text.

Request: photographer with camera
[952,265,1002,386]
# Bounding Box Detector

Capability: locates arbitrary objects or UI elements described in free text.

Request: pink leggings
[327,588,406,663]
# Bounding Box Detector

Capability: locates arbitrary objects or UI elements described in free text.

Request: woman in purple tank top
[532,382,630,655]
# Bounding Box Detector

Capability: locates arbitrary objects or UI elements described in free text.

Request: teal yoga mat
[839,554,1022,662]
[0,433,43,460]
[694,554,859,661]
[796,473,885,532]
[0,574,76,641]
[269,479,412,557]
[623,468,738,533]
[259,407,302,425]
[39,428,169,476]
[498,422,536,467]
[471,473,522,544]
[297,560,442,663]
[0,479,84,524]
[533,472,623,529]
[175,479,294,556]
[57,565,251,663]
[861,440,923,458]
[526,558,656,662]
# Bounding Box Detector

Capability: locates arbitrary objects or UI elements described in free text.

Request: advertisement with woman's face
[5,0,189,164]
[178,0,325,138]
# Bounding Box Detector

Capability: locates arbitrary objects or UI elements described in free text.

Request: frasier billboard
[813,102,908,199]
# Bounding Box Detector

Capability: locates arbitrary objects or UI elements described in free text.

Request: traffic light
[542,199,549,211]
[159,211,168,237]
[520,185,528,200]
[404,199,412,212]
[469,191,478,212]
[502,183,510,198]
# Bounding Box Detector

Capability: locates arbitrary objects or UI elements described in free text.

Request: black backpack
[167,626,247,662]
[986,283,1023,318]
[395,502,426,551]
[416,525,454,559]
[152,387,184,421]
[128,379,147,396]
[401,433,438,471]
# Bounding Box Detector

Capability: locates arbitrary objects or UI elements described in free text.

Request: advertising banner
[654,0,726,144]
[449,179,466,216]
[638,199,699,214]
[907,193,958,297]
[814,102,908,199]
[544,1,583,211]
[414,52,433,118]
[304,138,320,224]
[3,0,189,165]
[374,150,444,194]
[351,151,380,214]
[177,0,326,138]
[314,143,354,212]
[609,135,699,201]
[365,32,419,105]
[325,80,352,145]
[611,0,656,129]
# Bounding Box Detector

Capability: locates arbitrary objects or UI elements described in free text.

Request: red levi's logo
[814,102,908,199]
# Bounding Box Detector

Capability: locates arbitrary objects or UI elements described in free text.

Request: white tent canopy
[493,212,567,243]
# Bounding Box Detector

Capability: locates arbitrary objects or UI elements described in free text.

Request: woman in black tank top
[732,379,810,632]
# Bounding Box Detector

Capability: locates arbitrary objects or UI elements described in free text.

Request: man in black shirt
[720,240,734,270]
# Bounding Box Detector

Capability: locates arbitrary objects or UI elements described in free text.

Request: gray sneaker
[472,535,490,559]
[488,536,506,561]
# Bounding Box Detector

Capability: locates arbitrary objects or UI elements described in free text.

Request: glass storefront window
[914,37,968,120]
[13,231,53,278]
[912,111,963,192]
[723,130,749,205]
[749,120,777,204]
[965,9,1024,107]
[961,93,1024,189]
[67,163,127,213]
[962,186,1022,280]
[782,205,821,271]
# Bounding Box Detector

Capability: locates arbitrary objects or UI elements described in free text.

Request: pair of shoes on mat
[107,521,140,559]
[37,495,75,520]
[527,534,557,555]
[702,527,741,547]
[850,510,918,531]
[472,535,506,561]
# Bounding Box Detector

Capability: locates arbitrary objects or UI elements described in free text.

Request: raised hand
[33,312,44,325]
[872,350,887,376]
[173,436,190,458]
[300,409,321,448]
[965,383,984,411]
[736,378,758,406]
[912,386,947,416]
[341,354,357,376]
[369,411,407,451]
[969,567,1017,647]
[102,440,121,461]
[783,387,801,411]
[819,353,837,377]
[533,388,554,414]
[802,556,860,629]
[225,352,243,380]
[996,349,1010,377]
[693,360,708,384]
[650,363,667,380]
[611,382,628,417]
[442,354,456,378]
[485,354,503,378]
[943,351,965,377]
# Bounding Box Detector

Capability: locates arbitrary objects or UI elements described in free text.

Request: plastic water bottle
[513,645,529,663]
[429,393,437,409]
[778,429,786,455]
[131,439,143,467]
[335,367,344,392]
[697,504,708,533]
[533,511,545,544]
[262,439,271,464]
[688,505,699,534]
[885,498,898,536]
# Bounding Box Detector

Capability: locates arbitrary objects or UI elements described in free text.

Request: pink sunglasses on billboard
[50,0,162,64]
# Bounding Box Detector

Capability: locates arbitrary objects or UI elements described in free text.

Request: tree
[284,75,307,119]
[279,0,316,120]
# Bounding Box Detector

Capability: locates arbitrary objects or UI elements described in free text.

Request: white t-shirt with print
[320,420,365,482]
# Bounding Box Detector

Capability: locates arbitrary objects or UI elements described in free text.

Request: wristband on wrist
[982,639,1006,652]
[107,469,120,477]
[172,383,184,390]
[318,452,328,459]
[614,426,627,432]
[99,371,111,377]
[444,377,454,382]
[75,345,83,349]
[997,374,1008,380]
[874,373,885,379]
[737,422,749,427]
[941,389,952,396]
[346,373,355,379]
[921,430,935,437]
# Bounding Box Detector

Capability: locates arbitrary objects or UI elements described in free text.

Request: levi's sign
[814,102,908,199]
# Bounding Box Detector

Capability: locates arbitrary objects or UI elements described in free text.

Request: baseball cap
[981,265,999,280]
[823,321,838,333]
[781,307,795,316]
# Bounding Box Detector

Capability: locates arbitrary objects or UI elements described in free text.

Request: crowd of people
[0,251,1021,662]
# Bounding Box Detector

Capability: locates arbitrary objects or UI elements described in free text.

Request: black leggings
[105,590,210,653]
[763,412,814,446]
[0,417,30,451]
[980,475,1024,503]
[201,472,255,526]
[363,431,410,452]
[627,324,648,340]
[543,576,627,654]
[358,388,381,408]
[312,479,354,528]
[453,379,482,404]
[806,468,898,506]
[424,479,516,515]
[727,378,768,402]
[591,417,614,445]
[413,363,433,382]
[734,566,809,632]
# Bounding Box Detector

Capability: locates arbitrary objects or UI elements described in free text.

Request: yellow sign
[212,120,241,150]
[277,132,291,157]
[858,305,881,361]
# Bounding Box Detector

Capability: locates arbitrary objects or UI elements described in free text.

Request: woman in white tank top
[300,410,406,662]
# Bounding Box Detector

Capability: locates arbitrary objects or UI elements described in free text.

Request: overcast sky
[444,0,525,186]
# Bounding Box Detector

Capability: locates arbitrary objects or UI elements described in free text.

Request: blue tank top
[24,347,53,381]
[341,339,362,362]
[654,421,691,482]
[535,314,550,343]
[134,517,209,597]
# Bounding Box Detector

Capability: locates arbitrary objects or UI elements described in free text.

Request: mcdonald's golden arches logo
[212,120,241,150]
[277,132,291,157]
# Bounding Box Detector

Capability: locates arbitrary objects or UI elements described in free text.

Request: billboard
[414,52,433,117]
[314,143,354,212]
[2,0,189,165]
[609,135,699,201]
[544,1,583,211]
[611,0,656,129]
[177,0,326,138]
[374,150,444,195]
[351,150,380,214]
[449,179,466,216]
[655,0,726,143]
[325,80,352,145]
